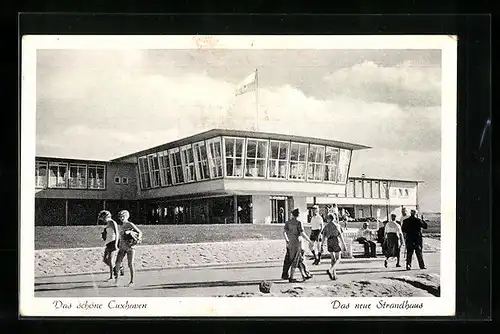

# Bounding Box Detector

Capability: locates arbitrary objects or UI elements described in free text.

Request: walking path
[35,238,440,277]
[35,252,440,298]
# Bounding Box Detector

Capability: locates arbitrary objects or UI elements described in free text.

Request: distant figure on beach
[114,210,142,287]
[320,213,347,280]
[401,209,428,270]
[282,208,313,283]
[98,210,120,281]
[383,214,404,268]
[355,223,377,258]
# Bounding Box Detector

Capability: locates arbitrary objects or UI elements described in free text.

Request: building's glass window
[245,138,268,178]
[224,137,245,177]
[307,145,325,181]
[324,147,339,182]
[169,148,184,184]
[138,156,151,189]
[157,151,173,187]
[35,161,48,188]
[122,177,129,185]
[289,142,308,180]
[48,162,68,188]
[193,141,210,181]
[355,179,363,198]
[398,189,403,197]
[346,179,355,197]
[337,149,351,183]
[268,140,289,179]
[380,181,388,198]
[206,137,223,178]
[69,164,87,189]
[404,189,409,197]
[363,180,372,198]
[88,164,105,189]
[180,145,196,182]
[147,154,161,188]
[372,181,380,198]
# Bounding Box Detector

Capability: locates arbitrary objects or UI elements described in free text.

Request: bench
[305,230,386,259]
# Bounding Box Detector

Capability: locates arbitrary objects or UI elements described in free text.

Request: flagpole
[255,68,259,131]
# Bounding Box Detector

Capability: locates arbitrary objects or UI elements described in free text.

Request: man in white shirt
[355,223,377,257]
[309,205,324,265]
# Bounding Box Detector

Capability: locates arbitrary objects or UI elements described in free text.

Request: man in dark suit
[401,209,428,270]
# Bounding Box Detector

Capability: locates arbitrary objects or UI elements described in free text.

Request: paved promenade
[35,252,440,298]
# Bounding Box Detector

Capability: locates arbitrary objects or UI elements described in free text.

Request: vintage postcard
[20,35,457,317]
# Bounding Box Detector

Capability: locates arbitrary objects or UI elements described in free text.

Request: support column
[386,204,389,222]
[233,195,238,224]
[103,199,106,210]
[65,199,68,226]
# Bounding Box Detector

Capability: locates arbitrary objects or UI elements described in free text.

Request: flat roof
[111,128,371,162]
[35,156,135,165]
[349,176,424,183]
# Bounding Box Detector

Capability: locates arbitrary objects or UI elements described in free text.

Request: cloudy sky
[36,48,442,212]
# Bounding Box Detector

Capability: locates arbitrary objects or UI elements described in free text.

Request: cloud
[324,60,441,108]
[35,49,442,212]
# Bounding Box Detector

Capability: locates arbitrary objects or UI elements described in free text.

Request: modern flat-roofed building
[34,128,422,226]
[307,175,423,223]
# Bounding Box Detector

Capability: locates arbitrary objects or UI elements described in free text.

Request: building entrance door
[270,196,288,224]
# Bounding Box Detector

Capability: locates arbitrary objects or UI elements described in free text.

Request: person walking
[320,213,347,280]
[283,208,313,283]
[113,210,142,287]
[309,205,324,265]
[401,209,428,270]
[383,214,404,268]
[98,210,119,281]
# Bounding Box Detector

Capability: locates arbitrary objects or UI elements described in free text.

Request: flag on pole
[235,70,257,96]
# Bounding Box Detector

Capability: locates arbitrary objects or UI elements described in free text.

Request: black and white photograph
[20,35,457,317]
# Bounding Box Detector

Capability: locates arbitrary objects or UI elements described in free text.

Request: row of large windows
[346,179,389,199]
[35,161,106,189]
[137,136,352,190]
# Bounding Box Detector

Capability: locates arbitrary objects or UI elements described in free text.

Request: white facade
[308,177,421,221]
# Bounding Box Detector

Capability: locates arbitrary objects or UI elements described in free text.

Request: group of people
[281,205,429,283]
[281,204,347,282]
[356,207,428,270]
[99,209,143,287]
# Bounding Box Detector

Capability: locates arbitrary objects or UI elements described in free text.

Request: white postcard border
[20,35,457,317]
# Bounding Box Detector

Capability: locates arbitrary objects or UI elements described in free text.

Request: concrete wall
[137,179,226,200]
[388,181,418,206]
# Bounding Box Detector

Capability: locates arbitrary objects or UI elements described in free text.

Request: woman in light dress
[383,214,405,268]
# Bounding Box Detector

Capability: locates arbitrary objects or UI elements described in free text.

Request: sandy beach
[35,238,441,277]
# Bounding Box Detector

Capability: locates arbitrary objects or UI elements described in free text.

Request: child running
[98,210,120,281]
[113,210,142,287]
[320,213,347,280]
